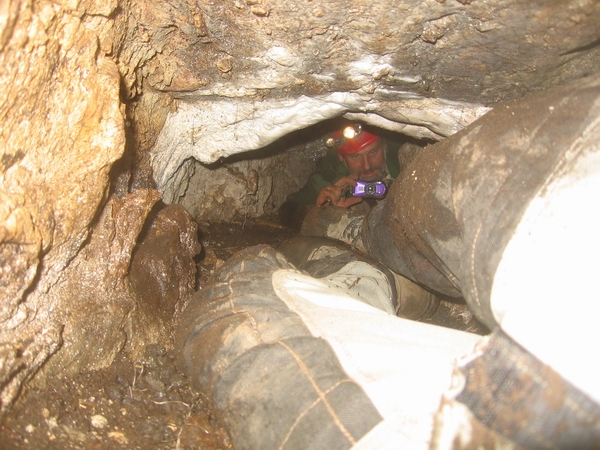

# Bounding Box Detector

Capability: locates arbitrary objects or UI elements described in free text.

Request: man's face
[339,140,387,181]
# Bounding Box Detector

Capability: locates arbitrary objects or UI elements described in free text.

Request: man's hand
[315,176,363,208]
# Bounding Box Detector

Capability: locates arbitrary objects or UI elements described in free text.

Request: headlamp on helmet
[325,123,379,156]
[343,123,362,140]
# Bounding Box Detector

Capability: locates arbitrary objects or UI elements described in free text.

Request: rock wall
[178,136,324,223]
[0,0,199,413]
[0,0,127,411]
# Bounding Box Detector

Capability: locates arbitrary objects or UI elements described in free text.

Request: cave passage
[172,117,434,227]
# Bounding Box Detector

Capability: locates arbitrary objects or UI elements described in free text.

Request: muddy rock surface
[0,218,296,450]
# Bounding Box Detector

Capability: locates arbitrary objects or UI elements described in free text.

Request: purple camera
[347,180,387,199]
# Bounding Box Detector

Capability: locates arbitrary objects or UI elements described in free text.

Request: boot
[278,236,439,320]
[392,272,440,321]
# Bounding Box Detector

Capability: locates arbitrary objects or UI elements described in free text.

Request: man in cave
[279,121,400,228]
[276,121,442,321]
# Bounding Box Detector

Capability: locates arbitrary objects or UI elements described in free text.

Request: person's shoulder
[317,149,348,179]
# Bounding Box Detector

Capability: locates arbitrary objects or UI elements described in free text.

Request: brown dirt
[0,345,229,450]
[0,217,296,450]
[195,217,298,285]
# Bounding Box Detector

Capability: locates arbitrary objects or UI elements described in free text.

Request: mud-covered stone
[27,190,160,383]
[128,203,202,349]
[28,192,200,390]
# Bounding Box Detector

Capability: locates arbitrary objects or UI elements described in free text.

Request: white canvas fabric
[491,116,600,404]
[320,260,396,314]
[272,269,481,449]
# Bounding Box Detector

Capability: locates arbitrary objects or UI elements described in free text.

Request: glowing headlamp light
[325,124,363,148]
[342,124,362,140]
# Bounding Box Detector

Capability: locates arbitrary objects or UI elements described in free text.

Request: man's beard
[359,166,387,181]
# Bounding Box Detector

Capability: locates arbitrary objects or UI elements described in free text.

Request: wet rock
[0,0,124,411]
[128,203,202,355]
[104,385,124,402]
[28,190,160,382]
[15,192,201,391]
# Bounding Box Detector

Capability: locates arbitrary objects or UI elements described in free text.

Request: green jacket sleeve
[286,150,348,209]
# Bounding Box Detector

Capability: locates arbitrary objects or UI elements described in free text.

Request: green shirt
[285,144,401,210]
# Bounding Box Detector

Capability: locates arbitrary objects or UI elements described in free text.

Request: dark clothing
[177,76,600,450]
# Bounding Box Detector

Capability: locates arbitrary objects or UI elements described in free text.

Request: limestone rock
[0,0,124,411]
[31,190,161,381]
[33,191,200,382]
[178,140,321,223]
[0,0,198,412]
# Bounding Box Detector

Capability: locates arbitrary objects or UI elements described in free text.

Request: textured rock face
[0,0,200,412]
[178,137,325,222]
[33,193,200,382]
[149,0,600,208]
[1,0,599,415]
[0,0,126,411]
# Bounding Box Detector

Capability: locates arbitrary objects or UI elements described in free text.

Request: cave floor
[0,217,296,450]
[0,344,230,450]
[0,216,486,449]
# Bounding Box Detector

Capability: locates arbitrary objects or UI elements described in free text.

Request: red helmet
[325,123,380,156]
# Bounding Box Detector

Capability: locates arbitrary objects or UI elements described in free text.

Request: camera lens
[365,183,376,195]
